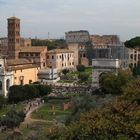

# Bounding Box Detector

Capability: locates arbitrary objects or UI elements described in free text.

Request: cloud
[0,0,140,40]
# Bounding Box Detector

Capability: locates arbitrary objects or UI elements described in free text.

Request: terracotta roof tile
[19,46,47,53]
[48,49,73,54]
[7,59,32,66]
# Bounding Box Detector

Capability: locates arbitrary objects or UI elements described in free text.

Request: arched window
[0,81,2,90]
[6,79,10,91]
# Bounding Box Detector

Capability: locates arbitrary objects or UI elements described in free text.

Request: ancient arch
[92,59,119,87]
[6,79,10,91]
[0,81,2,90]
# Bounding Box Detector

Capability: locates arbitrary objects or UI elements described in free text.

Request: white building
[38,68,60,84]
[0,58,14,96]
[47,49,74,71]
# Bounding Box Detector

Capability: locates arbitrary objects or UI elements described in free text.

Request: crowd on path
[24,98,45,120]
[51,85,96,95]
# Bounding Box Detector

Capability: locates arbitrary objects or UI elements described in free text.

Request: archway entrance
[0,81,2,90]
[6,79,10,91]
[92,59,119,87]
[0,81,3,95]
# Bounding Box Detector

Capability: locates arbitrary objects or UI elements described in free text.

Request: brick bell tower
[7,17,20,59]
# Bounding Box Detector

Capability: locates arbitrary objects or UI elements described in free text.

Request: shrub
[76,65,85,72]
[100,71,133,95]
[8,84,52,103]
[78,73,89,82]
[0,110,26,129]
[62,69,69,75]
[0,95,6,108]
[36,84,52,96]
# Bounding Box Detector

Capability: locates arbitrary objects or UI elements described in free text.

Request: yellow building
[7,59,39,85]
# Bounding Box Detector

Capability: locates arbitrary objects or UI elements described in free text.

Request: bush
[132,62,140,77]
[0,110,26,129]
[76,65,85,72]
[8,85,26,103]
[62,69,69,75]
[123,78,140,104]
[47,100,140,140]
[78,73,89,82]
[0,95,6,108]
[100,71,133,95]
[36,84,52,96]
[8,84,52,103]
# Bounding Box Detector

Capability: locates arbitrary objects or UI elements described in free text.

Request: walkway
[23,98,46,124]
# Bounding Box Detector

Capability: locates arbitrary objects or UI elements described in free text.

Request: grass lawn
[85,67,92,75]
[68,67,92,77]
[0,100,68,139]
[32,100,71,122]
[58,67,93,84]
[0,103,25,117]
[19,121,53,140]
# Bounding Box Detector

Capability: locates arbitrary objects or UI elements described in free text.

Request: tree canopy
[125,37,140,48]
[100,71,133,95]
[0,95,6,109]
[47,100,140,140]
[0,110,25,129]
[31,39,67,50]
[122,78,140,104]
[45,71,140,140]
[62,69,69,75]
[78,73,89,82]
[8,84,52,103]
[132,62,140,77]
[76,65,86,72]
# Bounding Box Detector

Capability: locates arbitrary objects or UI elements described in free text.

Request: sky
[0,0,140,41]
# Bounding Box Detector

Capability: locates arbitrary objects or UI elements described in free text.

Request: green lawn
[58,67,93,84]
[85,67,93,75]
[68,67,92,76]
[32,100,71,122]
[0,100,70,139]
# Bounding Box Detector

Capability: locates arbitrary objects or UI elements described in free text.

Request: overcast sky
[0,0,140,41]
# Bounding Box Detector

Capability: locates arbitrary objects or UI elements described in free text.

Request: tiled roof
[19,46,47,53]
[7,65,38,71]
[48,49,73,54]
[7,59,32,66]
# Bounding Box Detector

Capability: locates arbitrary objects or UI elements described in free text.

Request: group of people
[24,98,44,116]
[51,85,94,95]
